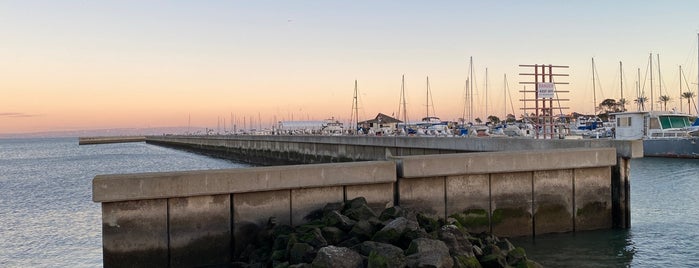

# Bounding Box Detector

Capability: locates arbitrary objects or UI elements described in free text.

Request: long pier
[93,135,641,267]
[78,136,146,145]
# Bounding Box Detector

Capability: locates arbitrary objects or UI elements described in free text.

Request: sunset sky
[2,1,699,134]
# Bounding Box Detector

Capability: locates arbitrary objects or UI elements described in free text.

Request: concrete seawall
[146,135,641,165]
[79,136,146,145]
[93,147,620,267]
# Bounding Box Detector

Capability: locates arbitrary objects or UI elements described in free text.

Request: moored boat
[613,111,699,158]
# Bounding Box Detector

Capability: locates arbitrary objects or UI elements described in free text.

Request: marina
[1,138,697,267]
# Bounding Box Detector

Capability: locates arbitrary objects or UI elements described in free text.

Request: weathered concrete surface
[533,170,574,235]
[102,199,168,268]
[575,167,613,231]
[79,136,146,145]
[93,160,396,202]
[490,172,533,237]
[398,176,445,218]
[398,148,616,178]
[169,195,231,267]
[94,140,628,267]
[345,183,394,213]
[146,135,642,164]
[446,174,491,233]
[233,190,291,227]
[291,186,344,225]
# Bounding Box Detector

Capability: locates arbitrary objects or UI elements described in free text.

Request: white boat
[613,111,699,158]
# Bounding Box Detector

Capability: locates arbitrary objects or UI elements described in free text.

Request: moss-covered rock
[321,226,345,245]
[289,243,315,264]
[231,198,539,268]
[349,220,375,241]
[453,255,482,268]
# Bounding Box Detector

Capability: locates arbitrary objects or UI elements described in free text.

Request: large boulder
[438,225,475,257]
[346,197,369,210]
[405,238,454,268]
[324,210,357,231]
[345,203,379,221]
[372,217,420,245]
[298,227,328,248]
[379,206,405,221]
[311,246,363,268]
[321,226,345,245]
[353,241,406,268]
[289,243,315,264]
[349,220,375,241]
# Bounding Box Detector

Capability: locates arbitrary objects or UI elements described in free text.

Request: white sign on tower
[537,82,555,99]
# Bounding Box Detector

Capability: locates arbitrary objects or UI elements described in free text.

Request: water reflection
[510,229,635,267]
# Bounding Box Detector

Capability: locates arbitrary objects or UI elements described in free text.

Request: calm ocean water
[1,138,697,267]
[0,138,249,267]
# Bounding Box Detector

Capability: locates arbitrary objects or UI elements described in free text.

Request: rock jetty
[233,197,542,268]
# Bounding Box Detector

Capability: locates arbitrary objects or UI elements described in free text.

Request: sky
[2,1,699,134]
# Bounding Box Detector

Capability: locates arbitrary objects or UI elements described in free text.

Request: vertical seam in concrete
[531,171,536,237]
[488,174,492,234]
[289,189,294,226]
[343,185,347,203]
[443,176,447,220]
[572,169,577,232]
[230,194,235,262]
[166,198,171,268]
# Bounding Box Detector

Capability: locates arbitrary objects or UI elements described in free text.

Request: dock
[78,136,146,145]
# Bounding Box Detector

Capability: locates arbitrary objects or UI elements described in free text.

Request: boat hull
[643,138,699,159]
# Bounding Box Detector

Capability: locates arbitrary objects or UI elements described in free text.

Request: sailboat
[612,34,699,158]
[416,76,449,136]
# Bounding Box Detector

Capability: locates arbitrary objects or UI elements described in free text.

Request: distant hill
[0,127,208,139]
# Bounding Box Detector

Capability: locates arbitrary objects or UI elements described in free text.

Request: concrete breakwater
[78,136,146,145]
[93,144,622,267]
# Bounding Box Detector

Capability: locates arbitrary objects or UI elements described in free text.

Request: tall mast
[620,61,624,111]
[592,58,597,114]
[679,65,683,113]
[352,80,359,135]
[469,57,474,122]
[696,33,699,114]
[426,76,430,119]
[637,68,642,111]
[650,53,654,111]
[485,67,489,119]
[503,74,507,117]
[657,54,663,101]
[398,74,408,125]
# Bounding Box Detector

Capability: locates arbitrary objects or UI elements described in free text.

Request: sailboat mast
[657,54,663,101]
[650,53,654,111]
[637,68,642,111]
[696,32,699,114]
[485,68,488,119]
[352,80,359,135]
[679,65,683,113]
[592,58,597,114]
[504,74,507,118]
[400,74,408,124]
[620,61,624,111]
[469,57,474,123]
[426,76,430,119]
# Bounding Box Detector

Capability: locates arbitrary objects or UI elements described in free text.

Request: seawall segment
[79,136,146,145]
[93,140,626,267]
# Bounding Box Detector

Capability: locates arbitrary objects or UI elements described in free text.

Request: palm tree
[658,95,671,111]
[598,98,619,113]
[618,98,628,112]
[634,96,648,111]
[475,117,482,124]
[681,92,696,114]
